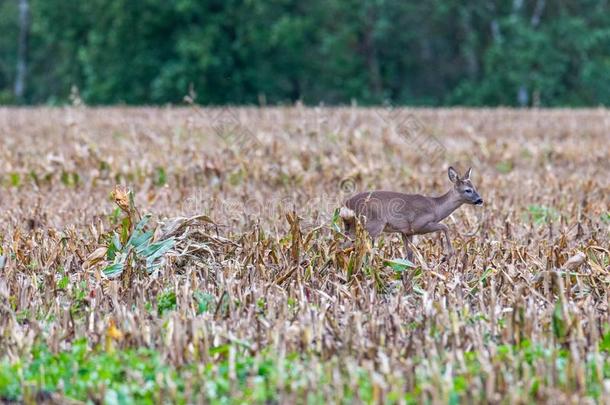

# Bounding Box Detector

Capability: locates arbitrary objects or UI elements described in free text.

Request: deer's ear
[448,166,460,183]
[464,167,472,180]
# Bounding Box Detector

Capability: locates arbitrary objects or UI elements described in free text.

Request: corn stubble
[0,107,609,403]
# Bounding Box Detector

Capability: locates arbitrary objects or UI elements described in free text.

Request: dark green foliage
[1,0,610,106]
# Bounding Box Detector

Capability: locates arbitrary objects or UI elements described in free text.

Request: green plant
[384,258,416,273]
[496,161,513,174]
[9,173,20,187]
[527,204,559,224]
[154,166,167,186]
[102,210,175,278]
[158,290,177,315]
[56,275,69,290]
[60,171,80,187]
[194,291,215,315]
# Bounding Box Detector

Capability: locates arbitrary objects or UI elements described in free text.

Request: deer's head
[448,166,483,205]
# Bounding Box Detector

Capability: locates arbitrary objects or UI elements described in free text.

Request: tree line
[1,0,609,106]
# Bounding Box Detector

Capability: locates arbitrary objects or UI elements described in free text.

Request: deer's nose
[475,198,483,205]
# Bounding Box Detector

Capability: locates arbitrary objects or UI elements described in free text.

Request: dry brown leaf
[563,251,586,271]
[111,185,131,213]
[83,247,107,269]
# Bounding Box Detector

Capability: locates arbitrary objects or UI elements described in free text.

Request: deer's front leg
[420,222,454,256]
[401,234,414,262]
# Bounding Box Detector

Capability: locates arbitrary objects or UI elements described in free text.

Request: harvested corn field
[0,107,609,404]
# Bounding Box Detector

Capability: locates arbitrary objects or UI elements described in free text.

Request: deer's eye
[464,189,473,194]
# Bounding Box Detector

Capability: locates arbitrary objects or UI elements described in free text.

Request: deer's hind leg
[365,219,386,246]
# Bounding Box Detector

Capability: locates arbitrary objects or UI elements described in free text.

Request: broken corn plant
[86,187,175,278]
[102,214,175,278]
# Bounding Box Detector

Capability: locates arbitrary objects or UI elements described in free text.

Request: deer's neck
[432,190,463,221]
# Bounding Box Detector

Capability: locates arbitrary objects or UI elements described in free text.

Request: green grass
[0,339,176,404]
[2,336,610,404]
[0,340,369,404]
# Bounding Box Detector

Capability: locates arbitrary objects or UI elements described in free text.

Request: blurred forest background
[1,0,609,106]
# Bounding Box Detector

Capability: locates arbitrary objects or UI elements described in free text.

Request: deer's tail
[339,206,356,235]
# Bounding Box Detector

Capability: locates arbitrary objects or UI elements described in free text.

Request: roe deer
[340,167,483,260]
